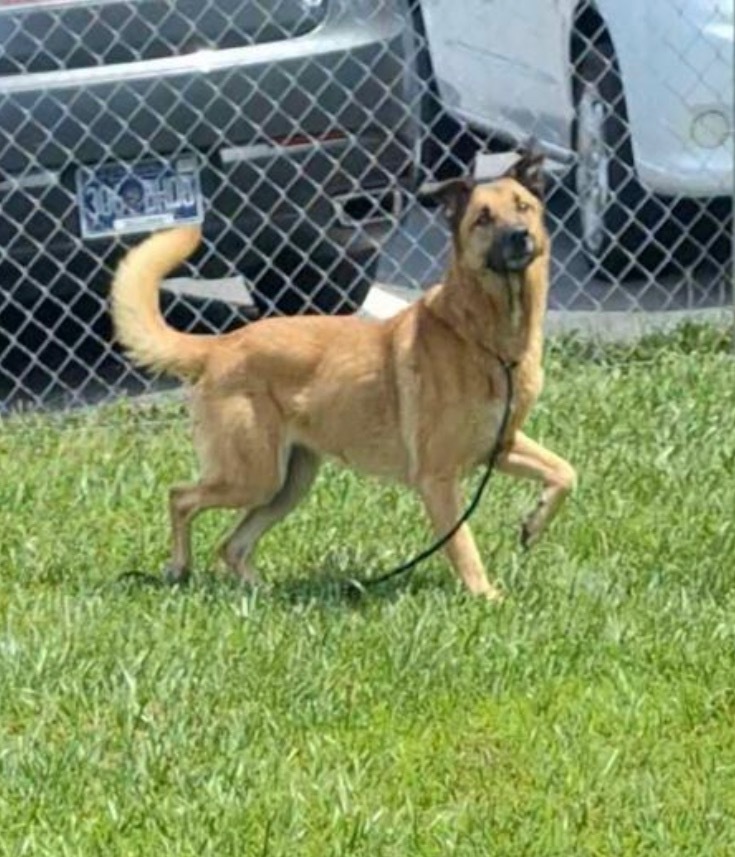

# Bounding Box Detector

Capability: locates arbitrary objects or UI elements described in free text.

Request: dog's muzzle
[485,227,536,273]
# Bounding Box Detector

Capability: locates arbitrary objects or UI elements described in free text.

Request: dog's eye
[475,206,493,227]
[517,199,532,213]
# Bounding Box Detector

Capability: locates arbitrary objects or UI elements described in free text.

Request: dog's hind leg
[498,431,576,549]
[166,408,290,583]
[419,477,504,601]
[166,481,254,584]
[218,446,321,582]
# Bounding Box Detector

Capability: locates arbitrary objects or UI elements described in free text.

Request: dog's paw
[238,562,260,585]
[520,509,544,551]
[224,559,260,587]
[162,564,191,587]
[520,523,544,551]
[483,584,506,604]
[519,495,553,551]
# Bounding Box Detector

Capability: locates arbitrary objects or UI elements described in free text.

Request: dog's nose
[493,226,535,272]
[506,227,530,254]
[486,226,536,273]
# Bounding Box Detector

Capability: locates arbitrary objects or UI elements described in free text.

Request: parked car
[415,0,733,276]
[0,0,421,321]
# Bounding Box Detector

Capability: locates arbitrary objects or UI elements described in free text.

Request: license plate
[76,157,203,239]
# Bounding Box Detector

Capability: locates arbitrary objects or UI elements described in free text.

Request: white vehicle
[418,0,733,275]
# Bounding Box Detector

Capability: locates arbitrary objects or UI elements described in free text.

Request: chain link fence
[0,0,732,413]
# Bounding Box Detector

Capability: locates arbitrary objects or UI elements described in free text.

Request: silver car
[0,0,420,323]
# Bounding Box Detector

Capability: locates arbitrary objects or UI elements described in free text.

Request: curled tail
[111,226,211,380]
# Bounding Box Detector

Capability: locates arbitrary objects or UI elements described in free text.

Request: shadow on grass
[94,550,449,608]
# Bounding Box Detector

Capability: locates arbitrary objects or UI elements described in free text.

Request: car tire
[572,35,670,279]
[251,245,378,317]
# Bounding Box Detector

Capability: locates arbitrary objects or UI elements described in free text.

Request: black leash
[348,355,516,593]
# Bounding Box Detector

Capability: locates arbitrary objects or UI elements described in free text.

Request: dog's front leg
[419,477,504,601]
[498,431,576,548]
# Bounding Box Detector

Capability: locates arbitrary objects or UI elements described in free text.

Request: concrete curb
[362,283,732,341]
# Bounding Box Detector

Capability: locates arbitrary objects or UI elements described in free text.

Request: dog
[110,146,575,600]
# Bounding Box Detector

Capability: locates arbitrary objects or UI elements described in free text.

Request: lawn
[1,327,735,855]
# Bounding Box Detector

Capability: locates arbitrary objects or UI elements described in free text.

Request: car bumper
[0,0,417,283]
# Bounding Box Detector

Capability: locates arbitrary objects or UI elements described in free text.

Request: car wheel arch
[571,1,650,173]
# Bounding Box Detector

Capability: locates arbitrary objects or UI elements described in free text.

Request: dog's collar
[494,355,518,371]
[482,346,518,374]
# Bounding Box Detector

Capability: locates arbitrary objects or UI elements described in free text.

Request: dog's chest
[460,398,506,464]
[463,359,542,464]
[510,360,543,432]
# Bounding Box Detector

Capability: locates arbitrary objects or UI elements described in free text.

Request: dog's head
[420,146,548,278]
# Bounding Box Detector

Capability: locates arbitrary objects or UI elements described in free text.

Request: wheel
[572,34,669,278]
[251,245,379,317]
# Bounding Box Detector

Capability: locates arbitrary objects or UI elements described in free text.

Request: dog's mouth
[485,227,536,273]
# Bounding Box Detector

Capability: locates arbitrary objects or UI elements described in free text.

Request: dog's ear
[506,142,545,199]
[417,176,475,233]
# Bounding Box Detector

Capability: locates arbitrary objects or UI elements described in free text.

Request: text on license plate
[76,157,203,239]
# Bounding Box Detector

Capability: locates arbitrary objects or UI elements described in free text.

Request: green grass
[2,327,735,855]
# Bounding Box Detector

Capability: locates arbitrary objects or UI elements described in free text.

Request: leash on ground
[106,357,515,596]
[347,355,516,594]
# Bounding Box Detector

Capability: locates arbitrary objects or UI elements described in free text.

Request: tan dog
[111,148,575,600]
